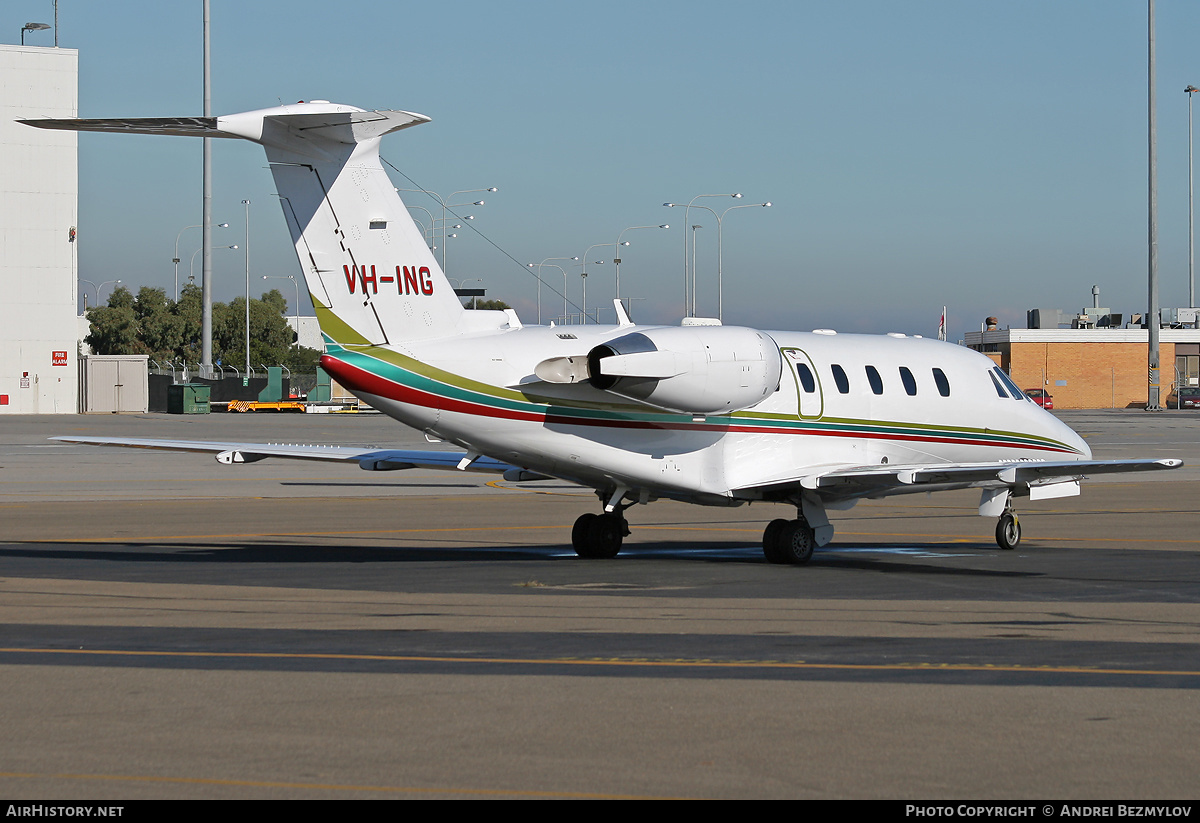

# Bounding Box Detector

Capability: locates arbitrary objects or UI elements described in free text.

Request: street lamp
[1188,85,1199,309]
[665,195,769,320]
[175,222,227,299]
[189,245,237,286]
[242,200,251,376]
[613,225,669,318]
[398,187,497,271]
[20,22,50,45]
[80,278,122,308]
[528,257,578,324]
[263,275,300,328]
[579,244,625,323]
[664,194,741,316]
[715,201,771,321]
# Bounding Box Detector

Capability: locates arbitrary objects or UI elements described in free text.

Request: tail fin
[23,101,465,346]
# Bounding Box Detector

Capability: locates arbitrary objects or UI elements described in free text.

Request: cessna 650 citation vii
[25,101,1181,563]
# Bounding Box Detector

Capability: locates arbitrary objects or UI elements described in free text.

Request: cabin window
[865,365,884,395]
[899,366,917,396]
[994,368,1026,401]
[932,368,950,397]
[989,370,1009,398]
[796,363,817,393]
[831,364,850,394]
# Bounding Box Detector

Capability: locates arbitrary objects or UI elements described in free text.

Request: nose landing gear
[995,505,1021,550]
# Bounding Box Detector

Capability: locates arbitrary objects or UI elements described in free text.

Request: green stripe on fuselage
[326,344,1078,453]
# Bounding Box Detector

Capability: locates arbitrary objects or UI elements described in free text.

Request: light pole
[690,225,703,313]
[1148,0,1161,410]
[80,278,121,308]
[189,245,237,286]
[1188,85,1198,308]
[202,0,213,377]
[579,244,622,323]
[20,22,50,45]
[664,194,741,316]
[398,187,496,270]
[263,275,300,326]
[175,222,227,299]
[528,257,578,324]
[613,225,669,317]
[715,201,771,321]
[242,200,251,376]
[406,205,436,249]
[666,196,769,320]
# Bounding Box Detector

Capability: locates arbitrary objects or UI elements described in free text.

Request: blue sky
[9,1,1200,340]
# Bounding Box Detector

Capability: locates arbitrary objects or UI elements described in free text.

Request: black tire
[995,513,1021,550]
[762,518,791,564]
[572,512,623,559]
[777,519,815,565]
[572,513,598,557]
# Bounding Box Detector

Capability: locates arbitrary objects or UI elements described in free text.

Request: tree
[463,298,511,311]
[86,284,321,371]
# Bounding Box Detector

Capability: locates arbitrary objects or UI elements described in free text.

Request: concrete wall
[0,45,78,413]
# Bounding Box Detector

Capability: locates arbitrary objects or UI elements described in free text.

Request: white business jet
[23,102,1181,563]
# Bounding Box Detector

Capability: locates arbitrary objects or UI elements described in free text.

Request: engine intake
[585,326,782,415]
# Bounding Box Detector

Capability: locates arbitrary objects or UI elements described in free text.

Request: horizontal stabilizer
[21,104,431,146]
[19,116,223,137]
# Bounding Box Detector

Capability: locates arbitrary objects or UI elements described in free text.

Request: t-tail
[22,101,466,347]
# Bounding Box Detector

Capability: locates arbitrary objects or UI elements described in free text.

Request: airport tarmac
[0,410,1197,799]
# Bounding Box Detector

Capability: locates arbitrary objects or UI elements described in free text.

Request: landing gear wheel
[572,512,624,559]
[763,517,815,565]
[995,512,1021,550]
[779,519,816,564]
[762,518,791,564]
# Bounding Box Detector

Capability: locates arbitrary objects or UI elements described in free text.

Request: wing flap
[741,458,1182,500]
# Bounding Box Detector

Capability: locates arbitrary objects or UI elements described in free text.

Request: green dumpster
[167,383,211,414]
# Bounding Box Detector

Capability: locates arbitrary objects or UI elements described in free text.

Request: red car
[1169,387,1200,409]
[1024,388,1054,409]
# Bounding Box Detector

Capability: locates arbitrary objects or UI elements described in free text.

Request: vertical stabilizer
[22,101,466,346]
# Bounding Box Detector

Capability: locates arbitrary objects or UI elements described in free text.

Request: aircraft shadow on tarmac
[0,539,1041,577]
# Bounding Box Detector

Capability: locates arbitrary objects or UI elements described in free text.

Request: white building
[0,44,78,413]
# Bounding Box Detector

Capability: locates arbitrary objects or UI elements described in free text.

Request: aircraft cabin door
[782,348,823,419]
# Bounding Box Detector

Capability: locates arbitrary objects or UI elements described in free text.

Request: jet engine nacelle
[584,326,783,415]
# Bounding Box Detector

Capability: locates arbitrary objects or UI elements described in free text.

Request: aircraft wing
[739,458,1183,501]
[52,436,522,476]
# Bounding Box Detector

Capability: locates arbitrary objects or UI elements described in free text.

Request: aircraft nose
[1049,411,1091,459]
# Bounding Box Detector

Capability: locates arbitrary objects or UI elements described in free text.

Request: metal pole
[691,226,702,314]
[201,0,213,377]
[243,199,251,377]
[1189,86,1198,308]
[1148,0,1162,410]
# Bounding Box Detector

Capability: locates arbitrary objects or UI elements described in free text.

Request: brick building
[964,328,1200,409]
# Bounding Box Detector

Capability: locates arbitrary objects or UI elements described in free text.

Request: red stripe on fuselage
[318,354,1076,454]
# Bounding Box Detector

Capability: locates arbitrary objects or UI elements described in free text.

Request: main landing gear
[571,511,629,559]
[762,516,816,565]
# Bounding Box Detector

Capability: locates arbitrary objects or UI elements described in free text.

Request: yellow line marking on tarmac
[3,646,1198,678]
[0,770,657,799]
[486,479,590,496]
